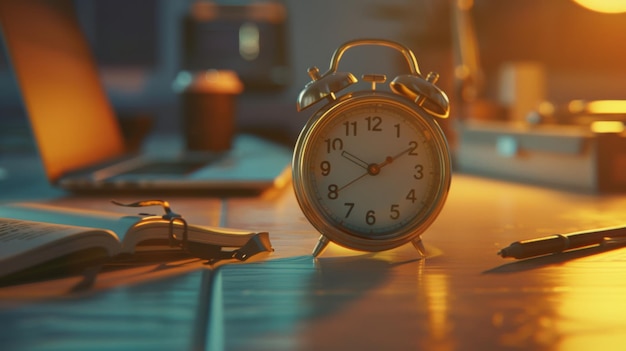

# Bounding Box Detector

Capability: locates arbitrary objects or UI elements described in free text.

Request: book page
[0,218,121,278]
[0,218,112,261]
[0,203,142,241]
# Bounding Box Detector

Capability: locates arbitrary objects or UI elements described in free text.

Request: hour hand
[341,150,369,170]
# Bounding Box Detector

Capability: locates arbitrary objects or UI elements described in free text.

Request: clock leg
[312,235,330,257]
[411,237,428,258]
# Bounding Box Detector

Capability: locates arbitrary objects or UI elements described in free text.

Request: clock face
[293,92,451,251]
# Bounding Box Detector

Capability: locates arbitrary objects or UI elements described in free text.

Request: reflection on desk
[2,174,626,350]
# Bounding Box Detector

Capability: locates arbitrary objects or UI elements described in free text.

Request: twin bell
[296,39,450,119]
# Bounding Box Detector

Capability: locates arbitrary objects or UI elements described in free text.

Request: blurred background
[2,0,626,186]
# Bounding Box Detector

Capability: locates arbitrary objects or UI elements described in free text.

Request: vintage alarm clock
[292,39,452,257]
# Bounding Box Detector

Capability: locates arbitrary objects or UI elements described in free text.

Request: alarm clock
[293,39,451,257]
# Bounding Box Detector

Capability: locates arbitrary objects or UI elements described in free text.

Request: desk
[2,152,626,350]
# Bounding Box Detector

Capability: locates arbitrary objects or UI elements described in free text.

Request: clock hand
[377,145,414,169]
[338,145,414,192]
[338,170,369,192]
[338,159,383,192]
[341,150,369,170]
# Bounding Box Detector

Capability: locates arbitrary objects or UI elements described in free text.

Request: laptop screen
[0,0,125,183]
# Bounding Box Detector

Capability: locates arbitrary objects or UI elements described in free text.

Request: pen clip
[600,236,626,247]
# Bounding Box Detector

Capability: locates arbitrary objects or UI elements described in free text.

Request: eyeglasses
[112,199,270,261]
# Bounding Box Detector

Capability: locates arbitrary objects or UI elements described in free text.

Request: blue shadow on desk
[207,254,416,351]
[0,269,211,351]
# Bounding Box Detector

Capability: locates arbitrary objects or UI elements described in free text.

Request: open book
[0,203,272,281]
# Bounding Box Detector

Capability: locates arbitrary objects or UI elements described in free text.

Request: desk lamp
[454,0,626,193]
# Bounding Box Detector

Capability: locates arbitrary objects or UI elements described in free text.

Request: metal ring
[556,234,570,252]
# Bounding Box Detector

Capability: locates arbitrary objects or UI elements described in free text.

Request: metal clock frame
[292,90,452,256]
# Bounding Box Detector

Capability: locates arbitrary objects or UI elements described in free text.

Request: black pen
[498,225,626,259]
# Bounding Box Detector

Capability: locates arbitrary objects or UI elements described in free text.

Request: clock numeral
[327,184,339,199]
[394,124,401,138]
[408,141,418,156]
[390,204,400,220]
[324,138,344,153]
[343,121,357,136]
[344,203,354,218]
[366,210,376,225]
[406,189,417,203]
[320,161,331,176]
[413,164,424,180]
[366,116,382,132]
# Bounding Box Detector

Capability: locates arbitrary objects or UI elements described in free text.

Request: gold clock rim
[292,91,451,252]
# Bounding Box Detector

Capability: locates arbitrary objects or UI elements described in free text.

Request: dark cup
[174,70,243,152]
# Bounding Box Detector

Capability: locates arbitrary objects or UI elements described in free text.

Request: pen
[498,225,626,259]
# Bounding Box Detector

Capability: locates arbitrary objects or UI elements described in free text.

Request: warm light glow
[423,273,452,342]
[556,257,626,350]
[567,100,585,114]
[585,100,626,114]
[590,121,625,133]
[572,0,626,13]
[323,242,362,256]
[457,0,474,11]
[537,101,555,116]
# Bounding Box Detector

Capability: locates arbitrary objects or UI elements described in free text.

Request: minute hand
[377,146,414,169]
[338,146,414,192]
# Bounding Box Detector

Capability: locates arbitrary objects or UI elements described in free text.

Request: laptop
[0,0,292,193]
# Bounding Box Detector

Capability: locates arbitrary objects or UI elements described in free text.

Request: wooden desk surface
[2,155,626,350]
